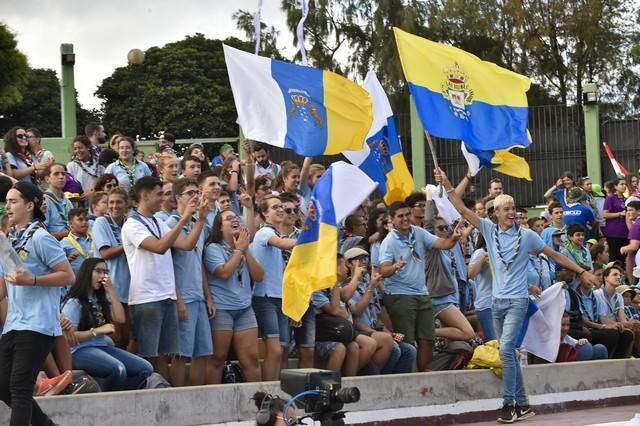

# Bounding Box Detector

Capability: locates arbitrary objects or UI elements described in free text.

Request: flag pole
[424,130,444,197]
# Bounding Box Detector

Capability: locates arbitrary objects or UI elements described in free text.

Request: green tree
[0,22,29,110]
[96,34,263,139]
[232,9,283,58]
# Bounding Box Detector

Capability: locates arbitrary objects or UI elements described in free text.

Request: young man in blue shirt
[0,181,74,426]
[440,168,600,424]
[378,201,462,373]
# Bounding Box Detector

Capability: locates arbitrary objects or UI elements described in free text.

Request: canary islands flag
[223,45,372,156]
[394,28,531,152]
[282,162,377,322]
[344,72,415,204]
[461,142,532,181]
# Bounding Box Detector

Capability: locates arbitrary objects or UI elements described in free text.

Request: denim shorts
[432,301,455,318]
[292,307,316,348]
[211,306,258,332]
[130,299,179,358]
[315,341,342,363]
[252,296,290,346]
[179,300,213,358]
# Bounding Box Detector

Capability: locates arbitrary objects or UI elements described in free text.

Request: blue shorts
[211,306,257,332]
[252,296,290,346]
[315,341,342,364]
[179,300,213,358]
[292,307,315,348]
[130,299,179,358]
[432,301,456,318]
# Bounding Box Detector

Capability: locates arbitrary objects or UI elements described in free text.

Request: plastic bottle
[0,232,22,275]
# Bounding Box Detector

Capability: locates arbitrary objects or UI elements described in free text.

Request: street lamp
[127,49,145,139]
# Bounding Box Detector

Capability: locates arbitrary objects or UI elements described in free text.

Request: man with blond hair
[438,169,600,424]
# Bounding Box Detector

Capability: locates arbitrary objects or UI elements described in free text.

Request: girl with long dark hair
[61,257,152,391]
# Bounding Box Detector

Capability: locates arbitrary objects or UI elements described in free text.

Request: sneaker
[515,404,536,421]
[633,266,640,279]
[497,403,517,424]
[36,370,73,397]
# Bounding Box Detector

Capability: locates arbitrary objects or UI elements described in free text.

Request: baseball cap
[12,182,45,221]
[552,229,565,236]
[344,247,369,261]
[219,143,234,155]
[603,260,624,272]
[616,285,634,295]
[591,183,604,196]
[586,238,598,246]
[567,187,585,203]
[625,196,640,207]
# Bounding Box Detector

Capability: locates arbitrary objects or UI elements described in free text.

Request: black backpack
[426,341,473,371]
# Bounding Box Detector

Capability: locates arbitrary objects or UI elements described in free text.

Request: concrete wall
[2,360,639,426]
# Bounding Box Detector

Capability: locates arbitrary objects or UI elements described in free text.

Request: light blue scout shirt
[369,241,381,268]
[5,152,35,184]
[576,287,606,321]
[92,216,130,303]
[165,214,206,303]
[312,289,352,321]
[154,209,177,223]
[251,226,285,298]
[526,255,553,291]
[469,248,492,311]
[595,288,624,322]
[479,218,546,299]
[44,191,72,233]
[379,226,437,296]
[204,241,253,310]
[60,233,95,276]
[61,297,113,354]
[4,222,67,336]
[104,160,152,192]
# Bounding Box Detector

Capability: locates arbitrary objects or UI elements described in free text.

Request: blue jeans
[382,341,417,374]
[476,308,496,342]
[575,342,608,361]
[72,345,153,391]
[492,298,529,406]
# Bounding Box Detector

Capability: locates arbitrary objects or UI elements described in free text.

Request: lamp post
[127,49,145,140]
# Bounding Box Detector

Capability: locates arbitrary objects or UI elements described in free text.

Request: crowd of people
[1,122,640,425]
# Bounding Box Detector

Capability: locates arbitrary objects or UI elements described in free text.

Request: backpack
[426,341,473,371]
[69,371,101,394]
[222,362,244,384]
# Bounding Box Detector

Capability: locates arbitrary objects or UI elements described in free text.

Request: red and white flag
[602,142,629,176]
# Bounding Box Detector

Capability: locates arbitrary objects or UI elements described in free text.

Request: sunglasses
[16,134,28,140]
[284,207,299,215]
[105,183,117,189]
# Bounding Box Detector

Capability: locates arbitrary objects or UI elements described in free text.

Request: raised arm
[436,168,481,230]
[544,178,562,202]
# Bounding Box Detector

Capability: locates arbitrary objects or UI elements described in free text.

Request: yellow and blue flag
[282,162,376,322]
[393,28,531,152]
[461,142,532,181]
[223,45,372,156]
[344,72,415,204]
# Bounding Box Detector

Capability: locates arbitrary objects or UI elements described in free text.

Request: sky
[0,0,296,110]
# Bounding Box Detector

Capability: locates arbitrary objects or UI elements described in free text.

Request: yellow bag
[467,339,502,378]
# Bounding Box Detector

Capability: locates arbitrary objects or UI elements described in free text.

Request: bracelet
[90,328,97,337]
[233,249,243,253]
[578,269,586,276]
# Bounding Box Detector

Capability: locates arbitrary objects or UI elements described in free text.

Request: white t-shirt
[122,214,176,305]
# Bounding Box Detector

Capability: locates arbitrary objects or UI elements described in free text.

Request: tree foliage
[0,22,29,110]
[96,34,263,139]
[276,0,636,107]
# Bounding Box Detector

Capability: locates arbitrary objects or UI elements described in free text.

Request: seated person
[560,312,607,361]
[312,254,376,377]
[621,285,640,321]
[61,258,153,391]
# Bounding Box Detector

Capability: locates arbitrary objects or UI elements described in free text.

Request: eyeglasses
[16,134,28,140]
[182,190,201,197]
[284,207,299,215]
[94,268,110,275]
[223,214,239,222]
[270,204,284,210]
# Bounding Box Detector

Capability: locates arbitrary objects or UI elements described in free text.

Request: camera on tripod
[280,368,360,425]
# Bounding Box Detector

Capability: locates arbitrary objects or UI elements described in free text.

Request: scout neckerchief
[577,287,599,322]
[563,242,590,270]
[600,288,621,319]
[16,152,38,183]
[74,158,100,178]
[118,159,137,186]
[44,190,70,229]
[221,240,246,287]
[392,227,422,262]
[64,232,94,259]
[493,223,522,271]
[529,254,551,290]
[9,221,43,261]
[130,211,161,239]
[105,215,123,245]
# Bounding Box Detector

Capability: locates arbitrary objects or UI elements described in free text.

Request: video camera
[280,369,360,426]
